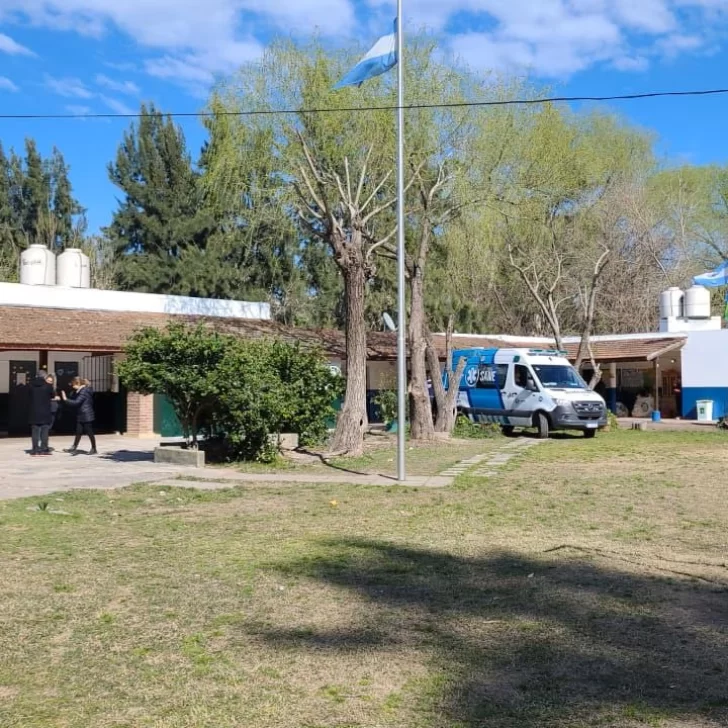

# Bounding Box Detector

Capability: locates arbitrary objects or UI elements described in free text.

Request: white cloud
[656,33,705,57]
[95,74,140,95]
[0,0,353,90]
[44,74,93,98]
[145,57,214,86]
[612,55,650,72]
[2,0,727,90]
[100,95,136,115]
[420,0,728,78]
[0,77,19,92]
[0,32,34,56]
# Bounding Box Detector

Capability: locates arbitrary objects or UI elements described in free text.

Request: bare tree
[425,317,468,434]
[294,137,398,455]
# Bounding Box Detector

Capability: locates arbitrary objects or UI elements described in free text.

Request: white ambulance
[450,347,607,438]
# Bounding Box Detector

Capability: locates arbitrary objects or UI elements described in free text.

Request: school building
[0,279,725,439]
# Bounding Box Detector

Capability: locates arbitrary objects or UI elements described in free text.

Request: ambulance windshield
[532,364,587,390]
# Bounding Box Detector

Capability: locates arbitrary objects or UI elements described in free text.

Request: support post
[395,0,407,482]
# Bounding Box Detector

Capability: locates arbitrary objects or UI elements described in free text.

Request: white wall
[660,316,722,334]
[0,281,271,320]
[681,330,728,388]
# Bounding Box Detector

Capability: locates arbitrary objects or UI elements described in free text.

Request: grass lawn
[1,429,727,727]
[232,434,502,477]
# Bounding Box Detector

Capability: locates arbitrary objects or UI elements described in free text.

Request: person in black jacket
[28,370,55,456]
[61,377,97,455]
[46,373,59,432]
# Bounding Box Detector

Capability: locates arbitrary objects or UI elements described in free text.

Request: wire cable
[3,87,728,120]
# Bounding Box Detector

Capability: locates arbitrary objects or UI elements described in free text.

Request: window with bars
[82,354,115,392]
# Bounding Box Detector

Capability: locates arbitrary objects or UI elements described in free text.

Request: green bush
[118,323,341,461]
[116,323,228,446]
[373,389,398,426]
[266,341,343,446]
[453,415,501,439]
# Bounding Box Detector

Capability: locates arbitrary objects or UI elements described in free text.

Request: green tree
[107,103,213,293]
[21,138,50,243]
[116,323,229,447]
[49,147,83,249]
[206,41,398,455]
[117,323,340,460]
[199,111,307,316]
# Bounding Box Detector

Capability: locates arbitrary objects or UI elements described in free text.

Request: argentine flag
[335,20,397,89]
[694,260,728,287]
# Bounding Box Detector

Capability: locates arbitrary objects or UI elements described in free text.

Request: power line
[3,87,728,120]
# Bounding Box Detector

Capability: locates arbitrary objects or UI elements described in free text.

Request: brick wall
[125,392,155,437]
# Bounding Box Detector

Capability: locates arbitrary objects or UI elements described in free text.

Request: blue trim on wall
[682,387,728,419]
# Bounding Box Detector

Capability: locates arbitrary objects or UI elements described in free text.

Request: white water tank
[20,244,56,286]
[659,287,684,319]
[685,285,711,319]
[57,248,91,288]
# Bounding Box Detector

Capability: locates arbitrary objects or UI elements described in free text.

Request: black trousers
[31,424,50,453]
[73,421,97,450]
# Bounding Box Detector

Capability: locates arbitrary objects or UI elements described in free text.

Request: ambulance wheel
[535,412,550,439]
[584,429,597,439]
[501,425,516,437]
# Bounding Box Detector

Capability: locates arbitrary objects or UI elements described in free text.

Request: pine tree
[0,144,17,280]
[49,147,82,249]
[106,103,213,293]
[22,138,51,243]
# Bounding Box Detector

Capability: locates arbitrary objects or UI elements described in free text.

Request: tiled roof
[438,334,686,362]
[0,305,685,363]
[0,306,395,359]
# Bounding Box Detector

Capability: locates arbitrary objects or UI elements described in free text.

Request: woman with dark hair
[61,377,97,455]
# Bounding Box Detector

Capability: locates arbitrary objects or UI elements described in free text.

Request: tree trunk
[408,272,435,440]
[426,320,468,434]
[330,263,368,455]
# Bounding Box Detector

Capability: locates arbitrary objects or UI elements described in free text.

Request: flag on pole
[693,260,728,287]
[334,20,397,89]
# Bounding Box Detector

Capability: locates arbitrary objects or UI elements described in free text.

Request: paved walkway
[0,434,543,500]
[0,435,194,500]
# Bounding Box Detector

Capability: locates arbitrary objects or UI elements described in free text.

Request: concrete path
[0,435,195,500]
[0,435,454,500]
[0,433,543,501]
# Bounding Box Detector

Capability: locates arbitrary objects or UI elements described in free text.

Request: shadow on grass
[295,447,401,480]
[256,540,728,727]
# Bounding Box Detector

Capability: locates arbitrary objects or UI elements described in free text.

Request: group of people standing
[28,372,97,456]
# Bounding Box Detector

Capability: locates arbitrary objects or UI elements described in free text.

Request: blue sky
[1,0,728,233]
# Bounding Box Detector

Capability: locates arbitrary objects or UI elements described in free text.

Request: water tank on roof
[685,285,711,319]
[19,244,56,286]
[659,287,684,319]
[57,248,90,288]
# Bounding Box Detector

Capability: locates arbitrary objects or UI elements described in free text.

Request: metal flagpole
[395,0,407,482]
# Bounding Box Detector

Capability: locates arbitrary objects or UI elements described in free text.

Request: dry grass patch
[231,435,502,478]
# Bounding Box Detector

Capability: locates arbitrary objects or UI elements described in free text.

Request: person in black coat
[46,373,59,432]
[28,370,55,456]
[61,377,97,455]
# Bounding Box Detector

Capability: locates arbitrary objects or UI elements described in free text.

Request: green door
[153,395,183,438]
